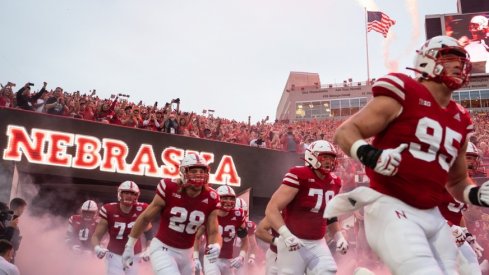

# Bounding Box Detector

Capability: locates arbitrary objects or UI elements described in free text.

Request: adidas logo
[202,198,208,204]
[453,113,461,121]
[231,217,237,221]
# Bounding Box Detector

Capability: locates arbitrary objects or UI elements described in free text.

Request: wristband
[350,140,368,161]
[464,185,489,206]
[125,236,137,248]
[355,143,383,169]
[278,225,292,238]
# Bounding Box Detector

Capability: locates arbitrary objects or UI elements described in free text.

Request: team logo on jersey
[136,206,142,211]
[418,98,431,107]
[453,113,461,122]
[172,193,181,199]
[202,198,208,204]
[235,210,241,217]
[210,191,217,199]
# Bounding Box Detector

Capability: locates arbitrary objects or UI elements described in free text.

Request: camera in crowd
[0,210,14,222]
[172,98,180,104]
[27,82,34,86]
[256,138,264,146]
[118,93,130,98]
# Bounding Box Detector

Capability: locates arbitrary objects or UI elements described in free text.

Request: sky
[0,0,458,123]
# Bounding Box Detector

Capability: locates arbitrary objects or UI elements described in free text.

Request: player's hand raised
[374,144,408,176]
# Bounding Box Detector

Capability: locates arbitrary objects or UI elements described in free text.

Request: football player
[91,181,150,275]
[194,185,248,275]
[234,197,259,270]
[66,200,98,253]
[327,36,489,274]
[439,141,484,275]
[121,153,221,275]
[265,140,348,275]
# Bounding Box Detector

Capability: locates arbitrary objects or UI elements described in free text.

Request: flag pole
[365,7,371,84]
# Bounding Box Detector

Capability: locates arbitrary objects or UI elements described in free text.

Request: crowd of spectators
[2,81,489,165]
[0,81,346,151]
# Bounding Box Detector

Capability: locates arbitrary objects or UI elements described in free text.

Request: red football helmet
[118,181,140,206]
[81,200,98,221]
[216,185,236,212]
[179,153,210,188]
[410,35,471,90]
[466,142,481,175]
[305,140,337,174]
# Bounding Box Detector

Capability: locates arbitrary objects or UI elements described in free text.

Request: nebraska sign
[3,125,241,186]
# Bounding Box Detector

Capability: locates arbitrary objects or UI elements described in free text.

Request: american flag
[367,11,396,38]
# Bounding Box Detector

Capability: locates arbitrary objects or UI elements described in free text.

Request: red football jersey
[68,215,98,249]
[218,208,246,259]
[155,179,220,249]
[368,73,473,209]
[99,202,148,255]
[438,191,467,226]
[282,166,342,240]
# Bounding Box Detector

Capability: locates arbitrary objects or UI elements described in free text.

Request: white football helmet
[470,15,489,31]
[179,153,210,188]
[235,198,249,217]
[411,35,471,90]
[81,200,98,221]
[117,181,140,205]
[216,185,236,211]
[305,140,337,173]
[466,142,481,173]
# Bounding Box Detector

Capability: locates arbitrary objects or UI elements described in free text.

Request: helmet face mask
[412,36,472,90]
[216,185,236,211]
[81,200,98,221]
[118,181,140,206]
[469,15,488,38]
[179,153,210,188]
[305,140,337,173]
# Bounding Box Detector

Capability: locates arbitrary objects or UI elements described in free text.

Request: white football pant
[457,242,481,275]
[276,237,336,275]
[265,249,278,275]
[148,238,193,275]
[105,251,140,275]
[364,195,458,275]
